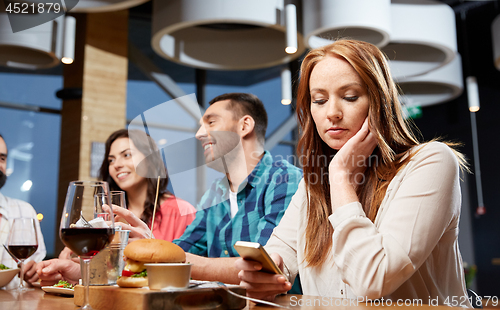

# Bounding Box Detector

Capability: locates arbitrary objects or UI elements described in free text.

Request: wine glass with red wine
[7,217,38,292]
[60,181,115,310]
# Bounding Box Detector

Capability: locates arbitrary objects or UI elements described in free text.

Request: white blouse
[265,142,471,307]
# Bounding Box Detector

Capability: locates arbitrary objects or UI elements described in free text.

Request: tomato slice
[121,270,136,277]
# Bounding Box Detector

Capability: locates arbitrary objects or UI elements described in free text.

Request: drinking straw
[149,176,161,239]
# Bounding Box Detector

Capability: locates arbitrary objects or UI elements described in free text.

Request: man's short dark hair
[209,93,268,144]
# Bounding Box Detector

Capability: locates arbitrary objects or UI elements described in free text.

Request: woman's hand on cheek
[329,117,378,185]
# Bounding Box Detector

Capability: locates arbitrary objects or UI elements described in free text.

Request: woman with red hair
[236,39,470,307]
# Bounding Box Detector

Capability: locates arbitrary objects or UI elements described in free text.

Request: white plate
[0,268,20,288]
[41,286,75,296]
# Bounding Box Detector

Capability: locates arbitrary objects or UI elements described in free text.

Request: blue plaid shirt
[174,151,302,258]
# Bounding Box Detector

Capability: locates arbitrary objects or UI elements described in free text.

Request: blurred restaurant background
[0,0,499,297]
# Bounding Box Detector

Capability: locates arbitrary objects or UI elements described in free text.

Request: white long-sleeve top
[265,142,471,307]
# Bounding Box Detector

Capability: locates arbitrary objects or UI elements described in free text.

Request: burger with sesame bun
[117,239,186,288]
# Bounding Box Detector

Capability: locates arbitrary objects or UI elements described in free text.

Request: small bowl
[0,268,20,288]
[144,263,191,290]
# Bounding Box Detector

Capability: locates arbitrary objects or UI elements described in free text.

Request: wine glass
[60,181,115,310]
[7,218,38,292]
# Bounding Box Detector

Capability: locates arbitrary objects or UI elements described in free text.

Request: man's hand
[36,259,81,286]
[23,260,39,285]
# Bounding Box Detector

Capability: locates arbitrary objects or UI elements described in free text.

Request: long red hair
[296,39,421,267]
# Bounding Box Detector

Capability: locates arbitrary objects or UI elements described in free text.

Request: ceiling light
[151,0,305,70]
[281,66,292,105]
[285,4,298,55]
[62,15,76,65]
[466,76,480,112]
[303,0,391,49]
[384,0,457,79]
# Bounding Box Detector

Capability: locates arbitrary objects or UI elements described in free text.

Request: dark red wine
[8,245,38,260]
[60,228,114,258]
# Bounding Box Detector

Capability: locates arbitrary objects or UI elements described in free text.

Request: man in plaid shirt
[174,93,302,285]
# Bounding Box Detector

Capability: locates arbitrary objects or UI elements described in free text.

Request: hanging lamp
[0,13,63,69]
[397,54,463,108]
[302,0,391,49]
[151,0,305,70]
[384,0,457,79]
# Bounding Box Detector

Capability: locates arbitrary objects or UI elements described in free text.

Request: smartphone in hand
[233,241,285,276]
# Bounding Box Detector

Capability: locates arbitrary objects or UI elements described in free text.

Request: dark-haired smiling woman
[99,129,196,242]
[236,39,472,307]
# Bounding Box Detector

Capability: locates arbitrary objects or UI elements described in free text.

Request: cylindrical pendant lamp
[384,0,457,79]
[61,16,76,65]
[281,66,292,105]
[285,4,298,54]
[303,0,391,49]
[151,0,305,70]
[397,54,463,108]
[466,76,480,112]
[0,13,62,70]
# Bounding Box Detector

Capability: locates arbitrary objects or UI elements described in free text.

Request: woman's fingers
[238,270,288,285]
[235,253,290,302]
[106,205,145,228]
[103,205,151,239]
[239,277,290,301]
[234,257,262,271]
[331,117,376,166]
[239,280,289,295]
[365,130,378,149]
[269,253,284,270]
[112,220,151,241]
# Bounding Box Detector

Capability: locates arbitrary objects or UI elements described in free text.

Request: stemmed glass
[7,218,38,292]
[60,181,115,310]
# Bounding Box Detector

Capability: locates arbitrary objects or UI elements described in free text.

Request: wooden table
[0,287,468,310]
[0,287,76,310]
